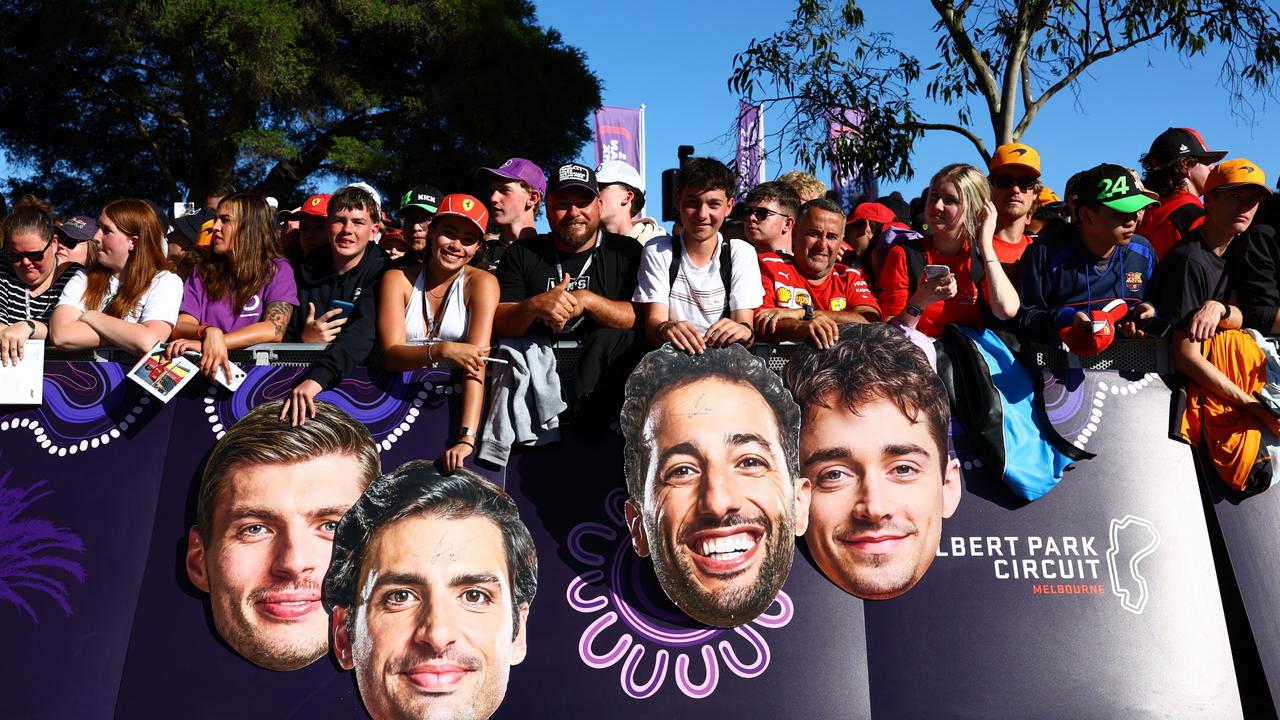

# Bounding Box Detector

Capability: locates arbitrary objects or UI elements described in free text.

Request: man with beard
[186,400,380,670]
[620,344,810,627]
[755,198,880,349]
[325,461,537,720]
[987,143,1042,277]
[781,323,960,600]
[493,162,643,421]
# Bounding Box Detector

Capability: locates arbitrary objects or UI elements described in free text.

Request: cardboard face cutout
[780,322,960,600]
[620,344,809,628]
[324,462,535,720]
[186,401,374,671]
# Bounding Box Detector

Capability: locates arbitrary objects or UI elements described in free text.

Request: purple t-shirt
[180,257,298,332]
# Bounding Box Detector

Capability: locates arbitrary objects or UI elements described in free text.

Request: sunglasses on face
[992,174,1037,190]
[2,235,55,264]
[744,206,790,222]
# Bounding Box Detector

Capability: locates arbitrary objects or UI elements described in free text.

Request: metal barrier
[43,337,1177,374]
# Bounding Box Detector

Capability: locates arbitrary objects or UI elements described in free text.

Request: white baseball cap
[596,160,644,192]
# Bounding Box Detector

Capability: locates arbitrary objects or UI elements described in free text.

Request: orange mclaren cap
[990,143,1041,177]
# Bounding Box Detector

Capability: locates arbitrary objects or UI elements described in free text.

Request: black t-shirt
[1149,229,1230,329]
[496,231,641,338]
[1226,224,1279,331]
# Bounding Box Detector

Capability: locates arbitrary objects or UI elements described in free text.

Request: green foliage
[0,0,600,214]
[732,0,1280,181]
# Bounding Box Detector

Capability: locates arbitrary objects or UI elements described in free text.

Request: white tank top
[405,267,469,342]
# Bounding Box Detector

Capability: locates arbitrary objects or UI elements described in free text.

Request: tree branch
[1014,20,1173,138]
[904,120,990,161]
[930,0,1001,112]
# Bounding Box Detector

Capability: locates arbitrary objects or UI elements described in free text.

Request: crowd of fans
[2,126,1279,476]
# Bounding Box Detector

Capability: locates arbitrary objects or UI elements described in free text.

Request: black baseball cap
[170,207,215,247]
[547,163,599,197]
[55,216,98,244]
[396,184,443,216]
[1144,128,1227,167]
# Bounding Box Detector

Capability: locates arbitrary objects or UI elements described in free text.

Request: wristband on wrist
[455,439,474,448]
[197,323,212,340]
[22,319,36,333]
[738,320,755,343]
[905,303,924,318]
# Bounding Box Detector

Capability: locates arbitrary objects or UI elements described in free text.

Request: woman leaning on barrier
[877,163,1020,336]
[164,193,297,383]
[0,196,83,365]
[49,199,183,355]
[378,194,497,473]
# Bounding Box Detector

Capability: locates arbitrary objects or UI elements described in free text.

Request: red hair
[83,200,174,318]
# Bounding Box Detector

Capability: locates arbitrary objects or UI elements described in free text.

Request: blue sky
[534,0,1280,208]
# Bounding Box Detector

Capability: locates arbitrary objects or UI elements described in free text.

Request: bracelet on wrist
[455,438,474,448]
[196,323,211,340]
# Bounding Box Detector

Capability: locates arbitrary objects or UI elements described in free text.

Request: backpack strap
[719,238,734,320]
[668,235,734,320]
[904,237,925,297]
[667,235,682,289]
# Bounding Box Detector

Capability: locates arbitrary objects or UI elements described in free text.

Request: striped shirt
[0,261,81,324]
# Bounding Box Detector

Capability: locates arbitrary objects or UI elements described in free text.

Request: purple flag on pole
[594,105,644,177]
[828,108,878,213]
[736,101,764,199]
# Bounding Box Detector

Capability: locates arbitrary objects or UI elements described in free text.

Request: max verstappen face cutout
[620,344,810,628]
[781,323,961,600]
[185,400,379,671]
[325,462,536,720]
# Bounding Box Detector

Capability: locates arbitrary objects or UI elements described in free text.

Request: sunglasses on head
[992,174,1037,190]
[744,206,790,222]
[2,234,55,263]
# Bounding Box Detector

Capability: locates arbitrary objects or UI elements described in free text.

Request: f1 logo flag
[594,105,645,178]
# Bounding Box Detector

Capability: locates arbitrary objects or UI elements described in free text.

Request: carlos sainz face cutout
[621,344,811,628]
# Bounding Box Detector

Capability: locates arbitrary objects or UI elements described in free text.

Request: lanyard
[553,235,600,287]
[420,269,462,340]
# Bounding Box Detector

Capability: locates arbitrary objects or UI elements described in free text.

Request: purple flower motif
[567,489,793,700]
[0,470,85,622]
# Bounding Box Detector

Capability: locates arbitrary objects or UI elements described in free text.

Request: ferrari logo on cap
[462,198,475,211]
[309,197,321,207]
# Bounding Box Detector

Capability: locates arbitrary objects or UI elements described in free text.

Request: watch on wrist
[802,303,815,321]
[905,303,924,318]
[22,319,37,333]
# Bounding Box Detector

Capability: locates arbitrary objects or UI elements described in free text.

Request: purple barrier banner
[0,362,1261,718]
[866,370,1240,718]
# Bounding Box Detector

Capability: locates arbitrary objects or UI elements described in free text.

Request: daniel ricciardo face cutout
[624,377,810,628]
[800,395,961,600]
[186,454,365,670]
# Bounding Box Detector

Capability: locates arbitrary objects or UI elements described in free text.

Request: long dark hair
[196,193,282,311]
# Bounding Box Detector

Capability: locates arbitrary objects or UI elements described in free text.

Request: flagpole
[639,103,647,190]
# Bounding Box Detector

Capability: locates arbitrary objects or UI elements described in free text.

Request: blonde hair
[929,163,990,244]
[777,170,827,202]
